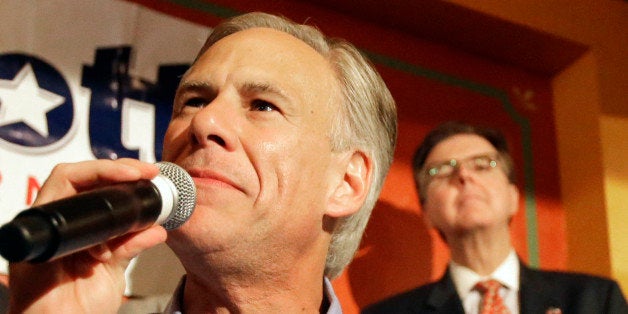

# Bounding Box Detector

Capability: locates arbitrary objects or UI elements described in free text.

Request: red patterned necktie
[475,279,510,314]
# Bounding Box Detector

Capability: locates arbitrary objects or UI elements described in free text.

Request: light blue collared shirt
[163,276,342,313]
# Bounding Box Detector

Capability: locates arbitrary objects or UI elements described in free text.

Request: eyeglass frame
[418,153,505,187]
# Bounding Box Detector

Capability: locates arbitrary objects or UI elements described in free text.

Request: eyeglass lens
[426,154,498,178]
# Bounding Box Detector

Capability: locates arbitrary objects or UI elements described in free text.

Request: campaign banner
[0,0,210,285]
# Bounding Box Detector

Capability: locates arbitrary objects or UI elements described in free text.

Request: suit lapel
[422,270,465,314]
[519,262,562,314]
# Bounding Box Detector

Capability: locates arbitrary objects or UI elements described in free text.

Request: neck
[183,272,325,313]
[447,226,513,276]
[178,246,328,313]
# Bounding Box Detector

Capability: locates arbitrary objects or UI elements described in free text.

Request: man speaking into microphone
[6,12,398,313]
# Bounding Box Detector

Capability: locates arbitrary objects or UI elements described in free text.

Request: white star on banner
[0,64,65,137]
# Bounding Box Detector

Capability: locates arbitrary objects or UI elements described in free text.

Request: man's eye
[251,99,277,112]
[437,164,454,176]
[473,157,493,170]
[184,97,207,107]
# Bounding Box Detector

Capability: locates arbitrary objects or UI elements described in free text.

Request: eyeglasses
[421,153,500,184]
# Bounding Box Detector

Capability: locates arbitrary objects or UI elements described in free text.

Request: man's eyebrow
[241,81,290,101]
[178,80,215,93]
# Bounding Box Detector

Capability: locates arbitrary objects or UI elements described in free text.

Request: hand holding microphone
[0,160,196,263]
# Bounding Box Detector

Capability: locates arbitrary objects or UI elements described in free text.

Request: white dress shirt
[449,250,520,314]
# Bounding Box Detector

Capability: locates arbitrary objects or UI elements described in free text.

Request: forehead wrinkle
[426,135,495,162]
[179,75,292,101]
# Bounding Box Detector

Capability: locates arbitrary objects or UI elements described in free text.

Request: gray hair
[196,12,397,279]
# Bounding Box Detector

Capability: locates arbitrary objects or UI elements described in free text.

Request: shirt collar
[449,249,520,299]
[163,276,342,314]
[324,277,343,314]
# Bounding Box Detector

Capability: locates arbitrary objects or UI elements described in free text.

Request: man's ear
[326,151,372,218]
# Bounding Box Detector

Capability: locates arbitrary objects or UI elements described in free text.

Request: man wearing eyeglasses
[364,121,627,314]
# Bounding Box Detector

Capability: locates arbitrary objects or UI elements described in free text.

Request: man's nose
[453,163,474,182]
[189,98,238,151]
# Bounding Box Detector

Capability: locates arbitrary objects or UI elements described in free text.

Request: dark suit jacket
[0,283,8,314]
[362,263,628,314]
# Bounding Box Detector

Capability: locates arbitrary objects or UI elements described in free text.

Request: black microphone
[0,162,196,263]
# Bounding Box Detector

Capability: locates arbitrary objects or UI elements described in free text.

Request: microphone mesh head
[156,162,197,230]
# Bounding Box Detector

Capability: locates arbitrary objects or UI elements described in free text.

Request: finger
[34,159,158,205]
[65,159,158,188]
[113,158,161,180]
[88,225,167,265]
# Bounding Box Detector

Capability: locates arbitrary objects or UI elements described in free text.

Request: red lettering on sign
[26,176,41,205]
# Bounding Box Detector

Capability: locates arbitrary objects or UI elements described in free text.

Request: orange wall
[450,0,628,294]
[450,0,628,116]
[600,116,628,294]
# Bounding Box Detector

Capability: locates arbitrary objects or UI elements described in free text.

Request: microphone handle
[0,180,162,263]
